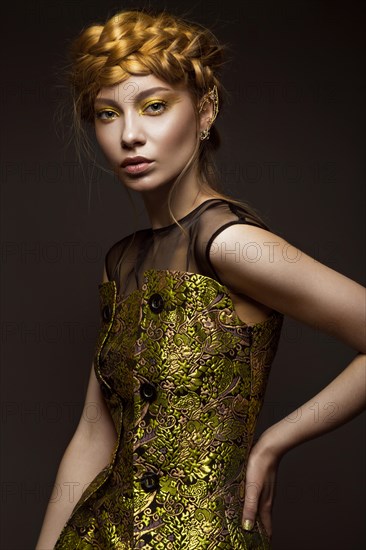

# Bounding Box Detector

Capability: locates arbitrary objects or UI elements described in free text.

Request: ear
[198,93,215,133]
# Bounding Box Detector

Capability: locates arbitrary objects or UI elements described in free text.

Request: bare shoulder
[208,224,303,295]
[208,224,366,352]
[209,222,293,261]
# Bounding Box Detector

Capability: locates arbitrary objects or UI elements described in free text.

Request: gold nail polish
[243,519,254,531]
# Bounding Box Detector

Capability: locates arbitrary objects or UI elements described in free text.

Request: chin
[120,173,178,192]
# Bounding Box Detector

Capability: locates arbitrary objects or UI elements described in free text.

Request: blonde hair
[64,7,270,233]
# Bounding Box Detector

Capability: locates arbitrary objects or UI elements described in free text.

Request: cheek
[156,112,197,151]
[94,125,120,160]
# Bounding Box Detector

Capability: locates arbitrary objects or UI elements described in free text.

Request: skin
[94,73,366,540]
[35,43,365,548]
[209,223,366,538]
[36,75,219,550]
[94,73,216,229]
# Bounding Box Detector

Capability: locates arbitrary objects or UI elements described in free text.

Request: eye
[95,109,119,122]
[142,100,168,115]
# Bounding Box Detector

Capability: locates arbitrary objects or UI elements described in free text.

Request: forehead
[95,74,189,103]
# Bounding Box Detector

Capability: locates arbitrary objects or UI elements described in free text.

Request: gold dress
[53,199,284,549]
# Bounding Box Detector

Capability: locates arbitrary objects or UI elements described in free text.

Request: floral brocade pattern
[54,269,283,549]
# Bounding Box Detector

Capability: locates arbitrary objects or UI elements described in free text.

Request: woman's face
[94,74,205,193]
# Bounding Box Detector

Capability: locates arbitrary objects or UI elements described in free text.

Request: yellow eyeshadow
[142,97,165,105]
[94,94,182,118]
[138,98,168,114]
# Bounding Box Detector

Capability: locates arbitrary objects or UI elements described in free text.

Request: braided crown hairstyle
[66,8,270,232]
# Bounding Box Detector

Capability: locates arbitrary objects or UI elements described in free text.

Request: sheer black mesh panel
[105,198,270,297]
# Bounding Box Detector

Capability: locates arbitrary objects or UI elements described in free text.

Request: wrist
[252,424,289,462]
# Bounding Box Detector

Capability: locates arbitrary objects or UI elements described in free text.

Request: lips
[121,156,153,167]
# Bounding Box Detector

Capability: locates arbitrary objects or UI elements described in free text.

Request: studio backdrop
[1,1,365,549]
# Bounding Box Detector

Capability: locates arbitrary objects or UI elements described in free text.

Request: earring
[200,128,210,141]
[199,85,219,141]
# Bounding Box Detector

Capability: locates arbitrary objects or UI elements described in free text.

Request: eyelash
[95,100,168,121]
[141,100,168,115]
[95,110,119,121]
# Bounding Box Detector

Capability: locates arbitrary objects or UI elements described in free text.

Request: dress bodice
[54,198,284,549]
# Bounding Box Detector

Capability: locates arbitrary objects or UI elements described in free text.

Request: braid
[65,9,270,230]
[68,10,227,122]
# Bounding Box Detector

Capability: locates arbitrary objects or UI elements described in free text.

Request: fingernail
[243,519,254,531]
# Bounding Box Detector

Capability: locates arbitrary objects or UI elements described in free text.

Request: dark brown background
[1,0,365,548]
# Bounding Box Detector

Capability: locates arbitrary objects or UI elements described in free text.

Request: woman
[36,8,365,550]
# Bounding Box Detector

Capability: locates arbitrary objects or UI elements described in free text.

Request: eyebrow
[95,86,172,106]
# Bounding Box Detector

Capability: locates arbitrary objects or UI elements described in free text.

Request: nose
[121,110,145,149]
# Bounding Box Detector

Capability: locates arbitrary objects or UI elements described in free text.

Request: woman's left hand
[241,436,282,540]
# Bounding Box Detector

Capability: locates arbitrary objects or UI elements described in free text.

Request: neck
[141,169,213,230]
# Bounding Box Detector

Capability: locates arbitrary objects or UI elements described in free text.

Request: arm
[35,267,117,550]
[244,351,365,537]
[209,224,366,535]
[259,350,365,456]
